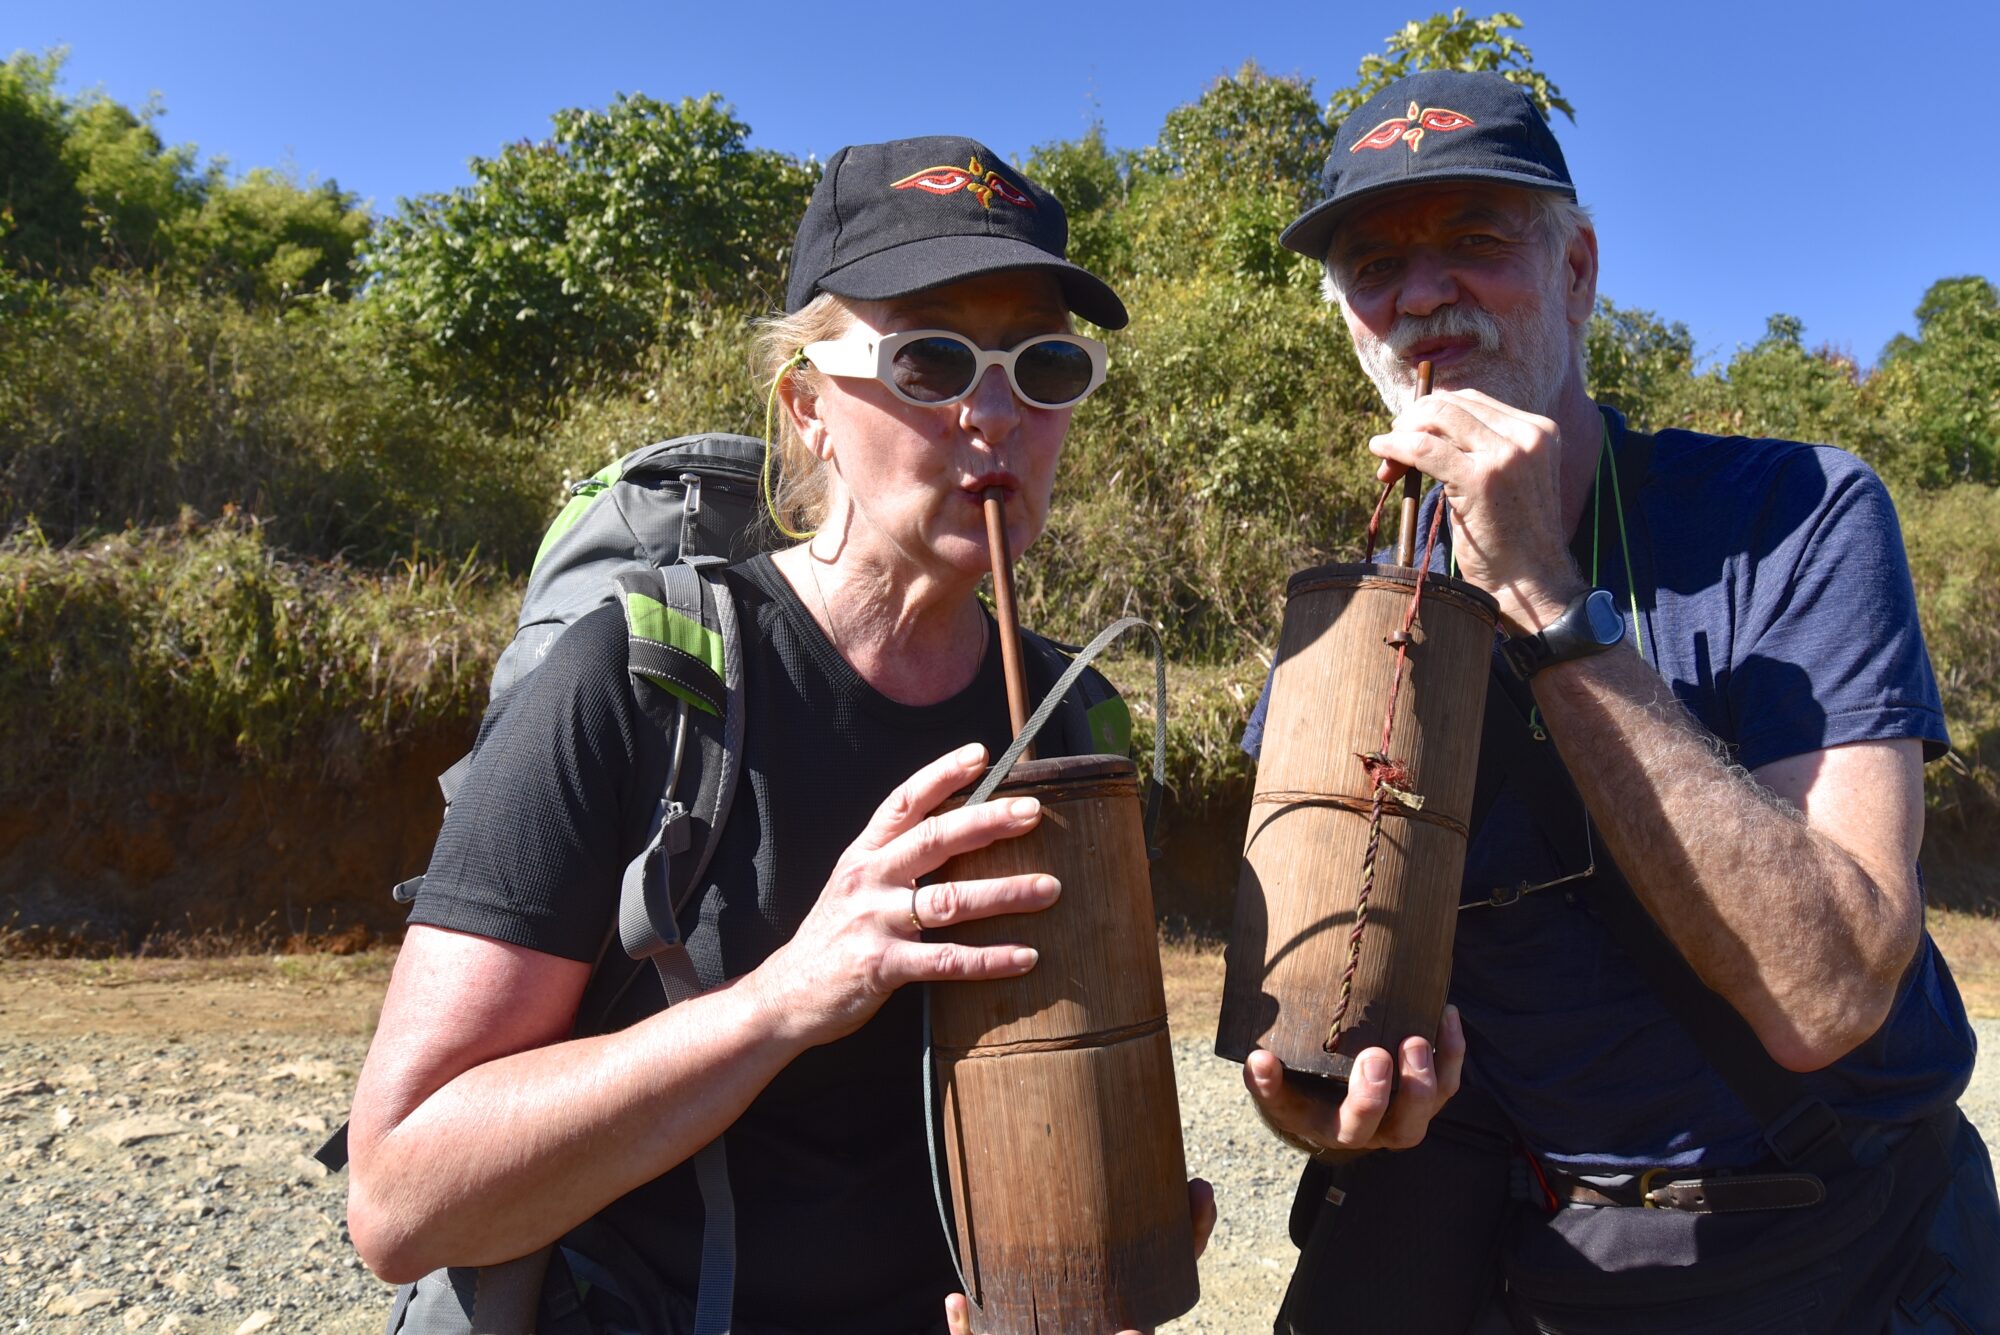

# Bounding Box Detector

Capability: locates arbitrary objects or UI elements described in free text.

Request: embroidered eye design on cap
[889,155,1035,209]
[1349,102,1477,155]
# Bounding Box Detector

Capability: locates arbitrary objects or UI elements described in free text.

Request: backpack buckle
[662,801,692,857]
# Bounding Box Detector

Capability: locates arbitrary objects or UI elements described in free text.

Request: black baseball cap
[1280,70,1576,261]
[785,135,1128,330]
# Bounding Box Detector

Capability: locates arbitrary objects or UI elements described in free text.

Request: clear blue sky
[16,0,1997,368]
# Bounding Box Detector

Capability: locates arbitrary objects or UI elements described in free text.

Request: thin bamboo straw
[983,489,1032,756]
[1393,360,1435,568]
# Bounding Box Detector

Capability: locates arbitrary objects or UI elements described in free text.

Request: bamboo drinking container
[1214,562,1497,1092]
[929,754,1200,1333]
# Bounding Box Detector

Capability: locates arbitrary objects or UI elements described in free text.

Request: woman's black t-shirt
[412,553,1054,1333]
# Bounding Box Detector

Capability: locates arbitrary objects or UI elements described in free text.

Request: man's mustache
[1384,305,1502,358]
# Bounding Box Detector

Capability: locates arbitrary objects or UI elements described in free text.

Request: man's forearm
[1530,646,1921,1071]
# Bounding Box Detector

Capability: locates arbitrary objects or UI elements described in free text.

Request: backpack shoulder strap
[612,561,745,978]
[612,558,744,1335]
[335,563,753,1335]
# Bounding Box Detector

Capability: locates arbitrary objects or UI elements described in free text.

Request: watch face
[1583,589,1624,646]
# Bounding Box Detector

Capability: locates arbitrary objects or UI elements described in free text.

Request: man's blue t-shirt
[1241,409,1972,1171]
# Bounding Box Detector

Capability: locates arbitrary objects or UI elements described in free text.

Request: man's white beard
[1352,286,1575,418]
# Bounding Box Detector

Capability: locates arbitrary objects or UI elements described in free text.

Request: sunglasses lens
[1014,338,1095,407]
[889,336,978,403]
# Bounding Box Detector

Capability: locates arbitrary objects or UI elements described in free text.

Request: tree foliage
[1022,125,1132,282]
[178,169,370,302]
[1873,277,2000,486]
[1327,9,1574,127]
[1,51,93,273]
[358,92,817,412]
[1585,298,1696,424]
[1668,314,1885,468]
[0,49,368,300]
[7,16,2000,845]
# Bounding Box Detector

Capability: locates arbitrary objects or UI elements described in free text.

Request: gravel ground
[0,1033,387,1333]
[0,961,1992,1334]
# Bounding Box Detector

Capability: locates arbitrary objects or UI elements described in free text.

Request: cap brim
[1279,170,1578,261]
[814,234,1128,330]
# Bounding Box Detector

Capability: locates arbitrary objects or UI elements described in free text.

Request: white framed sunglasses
[801,328,1108,409]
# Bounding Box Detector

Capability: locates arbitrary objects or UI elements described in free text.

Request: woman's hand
[1243,1006,1466,1157]
[750,742,1061,1049]
[942,1179,1217,1335]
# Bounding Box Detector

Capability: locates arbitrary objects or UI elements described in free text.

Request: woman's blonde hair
[752,292,855,535]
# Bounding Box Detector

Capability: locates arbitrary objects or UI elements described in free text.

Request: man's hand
[942,1179,1216,1335]
[1369,388,1584,634]
[1243,1006,1466,1156]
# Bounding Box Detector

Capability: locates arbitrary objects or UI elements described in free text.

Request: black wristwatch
[1500,588,1625,680]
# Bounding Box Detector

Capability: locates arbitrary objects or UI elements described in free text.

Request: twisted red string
[1325,491,1453,1055]
[1361,479,1397,564]
[1328,782,1388,1037]
[1358,752,1412,790]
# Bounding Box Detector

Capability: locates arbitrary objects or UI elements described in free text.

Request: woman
[345,135,1210,1334]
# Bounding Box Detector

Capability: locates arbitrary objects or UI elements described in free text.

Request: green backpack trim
[622,589,726,717]
[532,460,624,573]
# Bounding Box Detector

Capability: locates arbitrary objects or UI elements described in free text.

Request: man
[1237,70,1998,1332]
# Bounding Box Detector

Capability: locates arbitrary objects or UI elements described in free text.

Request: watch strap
[1502,588,1622,680]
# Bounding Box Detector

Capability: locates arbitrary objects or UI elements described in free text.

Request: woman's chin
[927,539,1002,579]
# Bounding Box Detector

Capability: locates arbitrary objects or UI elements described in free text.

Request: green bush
[359,93,815,416]
[4,26,1998,870]
[2,50,368,297]
[1874,278,2000,487]
[1018,268,1384,661]
[0,514,513,797]
[0,274,548,565]
[1899,485,2000,827]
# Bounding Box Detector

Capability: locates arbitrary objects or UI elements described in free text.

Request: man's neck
[1553,383,1607,543]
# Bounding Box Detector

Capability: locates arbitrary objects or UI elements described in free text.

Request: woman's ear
[781,362,834,461]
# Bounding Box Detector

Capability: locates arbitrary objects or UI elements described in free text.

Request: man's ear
[1563,222,1599,328]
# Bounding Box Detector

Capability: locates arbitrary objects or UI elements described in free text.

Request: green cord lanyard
[1447,415,1647,739]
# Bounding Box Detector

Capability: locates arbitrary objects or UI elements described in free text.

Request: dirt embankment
[6,738,1996,952]
[0,740,1260,947]
[0,731,471,947]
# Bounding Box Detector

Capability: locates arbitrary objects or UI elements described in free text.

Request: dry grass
[1160,934,1228,1042]
[0,947,395,991]
[1928,905,2000,1019]
[0,910,383,961]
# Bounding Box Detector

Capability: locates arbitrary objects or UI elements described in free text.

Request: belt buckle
[1639,1166,1672,1208]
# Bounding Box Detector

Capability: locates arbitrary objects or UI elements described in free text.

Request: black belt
[1543,1166,1826,1213]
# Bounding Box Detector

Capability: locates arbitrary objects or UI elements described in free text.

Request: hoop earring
[762,351,815,541]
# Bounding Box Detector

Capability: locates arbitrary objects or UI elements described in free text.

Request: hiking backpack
[325,432,774,1335]
[325,430,1154,1335]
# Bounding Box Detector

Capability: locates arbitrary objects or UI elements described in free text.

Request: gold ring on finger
[910,886,925,933]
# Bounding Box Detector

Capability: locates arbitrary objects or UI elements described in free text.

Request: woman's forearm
[349,968,802,1283]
